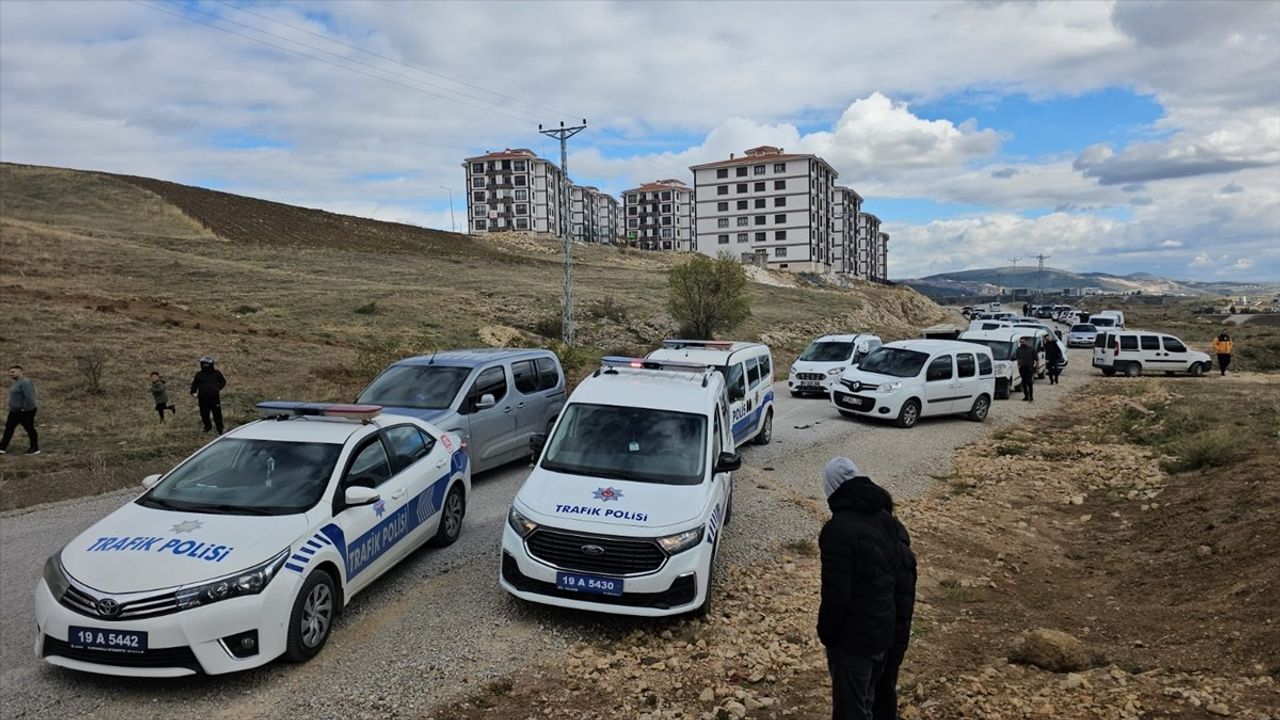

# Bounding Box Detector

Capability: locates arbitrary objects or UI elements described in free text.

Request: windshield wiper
[177,503,280,516]
[138,496,187,511]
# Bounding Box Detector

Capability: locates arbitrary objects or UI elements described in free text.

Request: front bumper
[499,523,707,617]
[830,387,903,418]
[788,374,838,393]
[34,574,295,676]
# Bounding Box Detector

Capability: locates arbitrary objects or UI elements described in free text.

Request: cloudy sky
[2,0,1278,281]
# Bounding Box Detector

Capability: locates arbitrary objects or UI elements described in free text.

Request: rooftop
[395,348,555,367]
[570,365,723,416]
[689,145,837,175]
[464,148,552,163]
[625,178,692,194]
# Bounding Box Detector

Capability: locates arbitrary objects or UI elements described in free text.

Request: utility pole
[437,185,456,233]
[539,119,587,346]
[1035,252,1052,296]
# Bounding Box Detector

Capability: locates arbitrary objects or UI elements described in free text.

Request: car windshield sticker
[170,520,203,534]
[593,487,623,502]
[373,499,386,517]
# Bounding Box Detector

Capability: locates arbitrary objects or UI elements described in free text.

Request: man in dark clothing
[190,356,226,434]
[818,457,900,720]
[1043,338,1065,386]
[1,365,39,455]
[872,489,917,720]
[1015,337,1038,401]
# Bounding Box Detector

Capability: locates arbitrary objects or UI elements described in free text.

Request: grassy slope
[0,162,950,510]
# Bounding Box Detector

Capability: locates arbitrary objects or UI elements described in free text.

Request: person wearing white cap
[189,355,227,434]
[817,457,900,720]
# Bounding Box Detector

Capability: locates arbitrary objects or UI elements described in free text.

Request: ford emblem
[96,598,121,618]
[580,544,606,557]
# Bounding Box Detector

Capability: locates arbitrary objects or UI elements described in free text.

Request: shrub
[354,300,379,315]
[77,348,108,395]
[587,296,628,323]
[533,313,564,339]
[666,253,750,339]
[1161,430,1245,473]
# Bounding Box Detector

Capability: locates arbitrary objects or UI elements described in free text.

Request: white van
[647,340,775,447]
[787,333,883,396]
[957,329,1025,399]
[829,340,996,428]
[500,356,739,617]
[1090,315,1120,331]
[968,318,1014,333]
[1092,330,1212,377]
[1092,311,1125,329]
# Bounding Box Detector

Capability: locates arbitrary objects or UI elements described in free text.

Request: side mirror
[344,486,380,507]
[141,474,163,490]
[475,393,497,410]
[714,452,742,473]
[729,385,746,402]
[529,432,547,456]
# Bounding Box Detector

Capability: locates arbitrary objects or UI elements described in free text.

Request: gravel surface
[0,344,1094,719]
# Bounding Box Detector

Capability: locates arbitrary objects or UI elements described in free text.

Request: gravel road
[0,345,1095,719]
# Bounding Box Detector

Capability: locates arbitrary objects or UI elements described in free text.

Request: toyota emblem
[96,598,121,618]
[580,544,606,557]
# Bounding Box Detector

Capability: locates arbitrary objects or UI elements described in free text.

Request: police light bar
[661,339,735,349]
[600,356,711,373]
[255,401,383,422]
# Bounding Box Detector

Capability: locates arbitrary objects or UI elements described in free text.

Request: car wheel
[1124,362,1142,377]
[967,394,990,422]
[753,409,773,445]
[1189,362,1204,377]
[1102,368,1116,377]
[723,477,733,526]
[285,570,337,662]
[691,543,718,619]
[429,484,466,547]
[895,399,921,429]
[995,379,1010,400]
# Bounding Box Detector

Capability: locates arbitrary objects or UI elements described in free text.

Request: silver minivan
[357,349,567,473]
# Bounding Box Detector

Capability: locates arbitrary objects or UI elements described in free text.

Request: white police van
[34,402,470,676]
[646,340,775,447]
[787,333,883,396]
[500,356,740,617]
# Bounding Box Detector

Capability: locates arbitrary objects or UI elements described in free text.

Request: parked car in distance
[357,349,566,474]
[1092,310,1126,328]
[1092,330,1212,377]
[957,329,1023,399]
[787,333,883,396]
[829,340,996,428]
[1090,315,1120,330]
[1067,324,1099,348]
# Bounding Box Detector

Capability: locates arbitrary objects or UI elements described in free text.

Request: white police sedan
[34,402,469,676]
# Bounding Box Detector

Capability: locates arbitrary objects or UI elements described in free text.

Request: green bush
[666,253,750,339]
[1161,430,1245,473]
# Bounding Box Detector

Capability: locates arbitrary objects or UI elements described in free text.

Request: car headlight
[175,548,289,610]
[508,506,538,538]
[656,526,704,555]
[788,365,797,376]
[876,381,902,393]
[43,551,71,600]
[994,361,1011,374]
[825,368,842,376]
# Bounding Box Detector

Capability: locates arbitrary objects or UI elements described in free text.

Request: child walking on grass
[150,372,176,422]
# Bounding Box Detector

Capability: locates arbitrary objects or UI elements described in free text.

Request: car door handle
[391,488,406,500]
[516,402,526,409]
[436,458,447,468]
[503,407,512,413]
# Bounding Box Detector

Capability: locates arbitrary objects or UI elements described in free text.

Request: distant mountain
[898,266,1279,299]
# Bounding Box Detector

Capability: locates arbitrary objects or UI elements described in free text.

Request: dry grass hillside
[0,162,951,510]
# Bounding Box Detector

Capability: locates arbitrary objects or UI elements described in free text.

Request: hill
[900,266,1279,299]
[0,162,951,509]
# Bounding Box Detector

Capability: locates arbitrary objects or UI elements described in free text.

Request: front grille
[526,528,667,575]
[61,584,180,622]
[796,372,826,382]
[42,636,200,671]
[503,553,696,609]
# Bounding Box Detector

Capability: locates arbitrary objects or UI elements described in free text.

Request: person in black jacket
[190,355,226,434]
[1015,337,1038,401]
[872,488,917,720]
[818,457,900,720]
[1043,337,1065,386]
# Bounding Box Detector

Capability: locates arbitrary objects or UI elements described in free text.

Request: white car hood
[60,501,309,594]
[516,468,711,532]
[836,367,905,389]
[792,359,848,375]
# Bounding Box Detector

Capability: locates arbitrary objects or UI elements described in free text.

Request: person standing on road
[1015,337,1038,401]
[818,457,900,720]
[149,371,176,422]
[190,356,226,434]
[1044,337,1065,386]
[0,365,40,455]
[872,488,917,720]
[1212,332,1234,376]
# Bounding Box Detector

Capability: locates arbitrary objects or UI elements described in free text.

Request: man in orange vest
[1212,332,1234,376]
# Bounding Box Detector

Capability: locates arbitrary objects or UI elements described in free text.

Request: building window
[754,232,766,242]
[774,180,786,190]
[754,198,766,209]
[662,228,673,238]
[774,163,786,173]
[472,177,486,188]
[475,219,488,230]
[661,216,672,226]
[717,185,729,195]
[472,191,486,202]
[717,201,729,211]
[627,206,638,215]
[661,203,672,213]
[627,194,638,203]
[513,160,526,171]
[737,216,749,226]
[737,232,749,243]
[661,191,672,201]
[473,205,487,217]
[515,204,528,215]
[754,215,766,226]
[513,175,526,186]
[718,234,730,244]
[736,166,748,177]
[716,168,728,179]
[736,183,748,193]
[754,181,765,192]
[775,245,787,256]
[515,189,528,201]
[736,200,748,210]
[753,164,765,175]
[774,197,785,207]
[471,163,485,173]
[515,218,529,230]
[775,230,787,241]
[628,218,638,228]
[775,214,786,224]
[717,218,729,228]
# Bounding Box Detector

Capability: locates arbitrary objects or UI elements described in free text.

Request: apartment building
[622,179,694,251]
[462,148,566,237]
[854,212,881,279]
[872,231,890,282]
[689,145,837,272]
[830,186,864,275]
[570,185,621,244]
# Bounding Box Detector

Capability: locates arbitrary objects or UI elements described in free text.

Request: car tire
[753,409,773,445]
[895,399,921,429]
[1189,362,1205,377]
[723,477,734,526]
[285,569,338,663]
[428,483,466,548]
[967,394,991,422]
[1124,362,1142,378]
[692,542,718,620]
[995,379,1010,400]
[1102,368,1116,377]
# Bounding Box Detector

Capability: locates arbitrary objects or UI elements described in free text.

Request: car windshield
[959,339,1014,361]
[357,365,471,410]
[540,403,707,486]
[799,341,854,362]
[857,347,930,378]
[1093,318,1115,327]
[139,438,343,515]
[1071,324,1096,332]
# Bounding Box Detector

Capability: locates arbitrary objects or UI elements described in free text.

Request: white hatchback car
[35,402,470,676]
[830,340,996,428]
[787,333,882,396]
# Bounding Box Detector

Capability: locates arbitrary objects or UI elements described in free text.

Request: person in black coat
[872,489,917,720]
[189,355,227,434]
[1015,337,1038,401]
[818,457,900,720]
[1043,337,1065,386]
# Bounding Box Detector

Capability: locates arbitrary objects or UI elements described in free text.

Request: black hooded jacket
[817,477,899,655]
[190,366,226,399]
[889,516,917,648]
